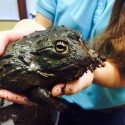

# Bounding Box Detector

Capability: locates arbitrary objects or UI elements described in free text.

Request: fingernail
[52,84,66,97]
[56,87,63,96]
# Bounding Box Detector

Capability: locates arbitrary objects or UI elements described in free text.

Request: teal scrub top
[36,0,125,110]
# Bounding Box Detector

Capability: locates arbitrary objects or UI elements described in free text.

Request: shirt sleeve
[35,0,57,21]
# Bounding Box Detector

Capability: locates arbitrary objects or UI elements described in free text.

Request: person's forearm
[93,61,125,88]
[35,12,53,28]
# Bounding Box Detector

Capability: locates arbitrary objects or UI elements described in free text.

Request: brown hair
[90,0,125,73]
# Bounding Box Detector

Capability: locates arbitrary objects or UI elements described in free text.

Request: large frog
[0,26,105,111]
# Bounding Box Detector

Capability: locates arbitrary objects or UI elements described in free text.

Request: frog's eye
[54,40,68,53]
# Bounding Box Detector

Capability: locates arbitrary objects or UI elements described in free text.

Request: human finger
[52,70,94,96]
[0,89,36,106]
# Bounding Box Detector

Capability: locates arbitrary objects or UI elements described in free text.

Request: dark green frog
[0,26,105,111]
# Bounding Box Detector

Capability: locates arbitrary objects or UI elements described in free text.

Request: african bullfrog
[0,26,105,111]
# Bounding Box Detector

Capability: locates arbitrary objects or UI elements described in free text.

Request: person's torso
[36,0,125,109]
[54,0,125,110]
[54,0,113,41]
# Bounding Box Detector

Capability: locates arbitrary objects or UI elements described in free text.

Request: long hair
[90,0,125,73]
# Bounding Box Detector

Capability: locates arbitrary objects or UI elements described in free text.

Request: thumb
[52,70,94,96]
[0,29,29,55]
[0,30,9,55]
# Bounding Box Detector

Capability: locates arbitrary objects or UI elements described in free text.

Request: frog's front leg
[28,87,66,112]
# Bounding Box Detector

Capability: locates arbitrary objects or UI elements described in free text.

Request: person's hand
[0,30,23,55]
[0,19,45,55]
[52,70,94,97]
[0,19,45,105]
[0,29,37,106]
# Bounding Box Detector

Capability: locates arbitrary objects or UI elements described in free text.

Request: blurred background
[0,0,36,30]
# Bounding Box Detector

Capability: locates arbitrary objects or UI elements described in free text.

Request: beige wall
[0,21,18,31]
